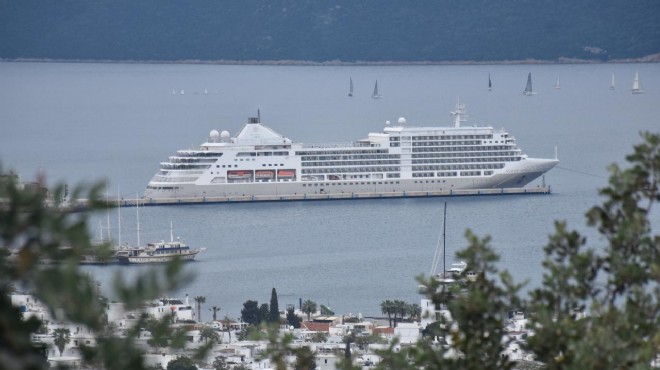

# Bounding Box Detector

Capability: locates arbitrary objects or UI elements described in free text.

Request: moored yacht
[144,102,558,200]
[115,223,203,264]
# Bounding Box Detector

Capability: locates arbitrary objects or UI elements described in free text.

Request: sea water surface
[1,61,659,318]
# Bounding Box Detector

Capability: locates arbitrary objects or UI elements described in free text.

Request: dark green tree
[0,172,198,370]
[212,356,229,370]
[286,307,301,328]
[269,288,280,324]
[526,131,660,369]
[199,325,220,344]
[301,300,317,321]
[53,328,71,357]
[392,300,407,327]
[258,303,270,324]
[380,300,395,327]
[209,305,220,321]
[194,295,206,323]
[293,346,317,370]
[240,300,260,325]
[166,355,196,370]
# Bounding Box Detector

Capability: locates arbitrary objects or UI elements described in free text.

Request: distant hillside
[1,0,659,63]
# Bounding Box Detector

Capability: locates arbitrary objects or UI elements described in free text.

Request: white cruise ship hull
[144,105,559,201]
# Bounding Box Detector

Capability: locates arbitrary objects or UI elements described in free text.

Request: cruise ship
[144,103,558,200]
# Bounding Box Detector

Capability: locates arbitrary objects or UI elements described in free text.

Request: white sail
[372,80,382,99]
[555,77,561,89]
[632,72,644,94]
[610,73,615,90]
[348,77,353,97]
[488,73,492,91]
[523,73,537,95]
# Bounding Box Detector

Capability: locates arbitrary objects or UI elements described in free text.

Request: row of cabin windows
[412,157,516,164]
[295,149,389,155]
[302,181,400,187]
[301,154,399,161]
[413,163,505,171]
[414,171,484,178]
[302,167,400,174]
[412,145,514,153]
[390,134,494,141]
[302,160,400,167]
[412,150,518,158]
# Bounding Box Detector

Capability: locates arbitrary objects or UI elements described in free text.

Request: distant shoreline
[2,54,660,66]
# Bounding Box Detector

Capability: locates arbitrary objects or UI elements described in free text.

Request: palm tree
[53,328,71,357]
[393,300,407,327]
[380,300,395,327]
[209,305,221,321]
[407,303,421,321]
[301,299,317,321]
[194,296,206,323]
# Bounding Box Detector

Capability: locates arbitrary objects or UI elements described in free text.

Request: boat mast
[117,186,122,247]
[442,202,447,276]
[136,193,140,247]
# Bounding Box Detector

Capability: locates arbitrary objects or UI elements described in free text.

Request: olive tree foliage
[0,171,200,370]
[526,131,660,369]
[375,231,523,370]
[373,132,660,369]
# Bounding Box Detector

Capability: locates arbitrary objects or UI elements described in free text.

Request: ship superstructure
[144,103,558,200]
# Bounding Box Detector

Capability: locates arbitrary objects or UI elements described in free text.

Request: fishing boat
[372,80,382,99]
[523,73,537,96]
[348,77,354,97]
[632,71,645,94]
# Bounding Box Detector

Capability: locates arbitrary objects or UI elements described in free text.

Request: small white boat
[610,73,616,90]
[372,80,382,99]
[632,71,645,94]
[554,77,561,89]
[348,77,354,97]
[523,72,537,96]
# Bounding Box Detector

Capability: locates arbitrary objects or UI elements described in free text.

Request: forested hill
[1,0,659,63]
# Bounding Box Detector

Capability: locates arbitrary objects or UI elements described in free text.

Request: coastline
[2,53,660,66]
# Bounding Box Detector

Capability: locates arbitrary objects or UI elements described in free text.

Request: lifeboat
[277,170,295,178]
[256,170,275,179]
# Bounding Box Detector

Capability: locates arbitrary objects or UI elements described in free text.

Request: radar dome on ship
[220,130,230,139]
[398,117,406,125]
[209,129,220,141]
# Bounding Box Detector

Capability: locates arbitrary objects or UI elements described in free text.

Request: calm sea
[1,61,659,318]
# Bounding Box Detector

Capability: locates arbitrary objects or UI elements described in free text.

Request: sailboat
[372,80,382,99]
[523,72,537,95]
[610,73,615,90]
[424,202,469,292]
[488,73,492,91]
[348,77,354,97]
[554,77,561,89]
[631,71,645,94]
